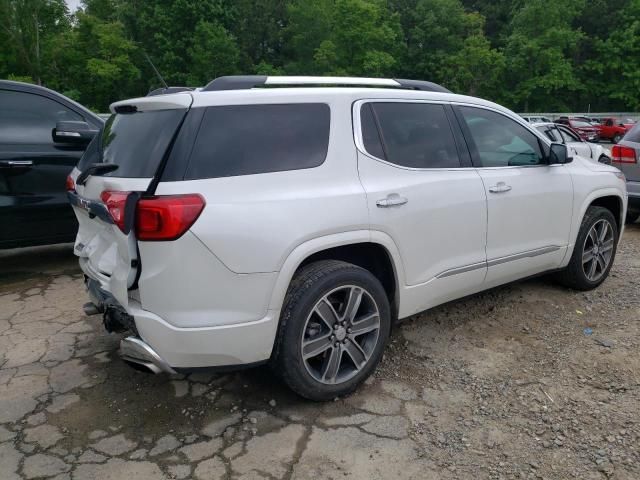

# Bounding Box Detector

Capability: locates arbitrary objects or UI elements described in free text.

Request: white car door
[355,100,488,316]
[455,106,573,288]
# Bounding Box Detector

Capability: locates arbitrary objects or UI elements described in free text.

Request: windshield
[77,109,186,178]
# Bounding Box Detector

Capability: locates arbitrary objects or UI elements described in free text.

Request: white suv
[68,76,627,400]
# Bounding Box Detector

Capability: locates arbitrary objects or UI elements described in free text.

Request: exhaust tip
[120,337,175,375]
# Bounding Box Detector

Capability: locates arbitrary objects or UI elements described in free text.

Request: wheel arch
[269,231,405,319]
[563,188,625,268]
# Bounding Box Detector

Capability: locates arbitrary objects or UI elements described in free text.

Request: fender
[268,229,406,311]
[562,187,626,267]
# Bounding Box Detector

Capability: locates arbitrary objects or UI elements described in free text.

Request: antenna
[143,51,168,90]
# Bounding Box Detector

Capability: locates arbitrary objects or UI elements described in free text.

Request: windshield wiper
[76,163,119,186]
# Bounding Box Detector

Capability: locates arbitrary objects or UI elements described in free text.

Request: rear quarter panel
[154,96,368,274]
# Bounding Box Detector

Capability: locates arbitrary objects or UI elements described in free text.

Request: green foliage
[0,0,639,112]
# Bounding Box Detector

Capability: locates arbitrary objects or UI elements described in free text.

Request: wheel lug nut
[330,335,335,341]
[342,340,347,344]
[347,328,352,333]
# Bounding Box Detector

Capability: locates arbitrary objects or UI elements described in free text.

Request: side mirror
[549,142,573,164]
[52,121,98,145]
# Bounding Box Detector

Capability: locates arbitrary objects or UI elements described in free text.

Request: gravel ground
[0,223,638,480]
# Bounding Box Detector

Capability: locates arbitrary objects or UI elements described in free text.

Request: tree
[187,20,240,85]
[0,0,69,84]
[285,0,402,76]
[400,0,503,97]
[504,0,585,111]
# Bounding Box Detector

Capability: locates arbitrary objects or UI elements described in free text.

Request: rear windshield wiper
[76,163,119,186]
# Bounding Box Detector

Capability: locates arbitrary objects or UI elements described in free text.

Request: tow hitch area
[83,278,136,333]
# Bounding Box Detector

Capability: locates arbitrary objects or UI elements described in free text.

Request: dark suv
[0,80,103,249]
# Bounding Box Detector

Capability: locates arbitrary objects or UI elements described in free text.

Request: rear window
[184,103,330,180]
[624,123,640,143]
[77,109,186,178]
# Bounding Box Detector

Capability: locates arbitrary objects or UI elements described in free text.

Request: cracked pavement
[1,224,639,480]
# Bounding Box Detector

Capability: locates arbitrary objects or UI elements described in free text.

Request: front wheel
[612,133,622,144]
[556,206,618,290]
[272,260,391,401]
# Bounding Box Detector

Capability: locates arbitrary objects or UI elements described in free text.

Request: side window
[606,119,613,126]
[185,103,330,179]
[0,89,82,144]
[360,102,461,168]
[459,106,543,167]
[360,103,385,160]
[558,126,580,143]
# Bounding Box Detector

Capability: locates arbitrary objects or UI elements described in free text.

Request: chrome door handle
[376,193,408,208]
[488,182,511,193]
[0,160,33,168]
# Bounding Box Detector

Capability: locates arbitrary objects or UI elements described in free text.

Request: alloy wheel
[301,285,380,385]
[582,219,614,282]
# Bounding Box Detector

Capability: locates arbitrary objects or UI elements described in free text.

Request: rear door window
[184,103,330,179]
[360,102,461,168]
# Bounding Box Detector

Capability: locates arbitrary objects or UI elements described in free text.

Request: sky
[65,0,81,12]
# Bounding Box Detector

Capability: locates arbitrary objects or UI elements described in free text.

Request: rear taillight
[135,194,205,241]
[611,145,637,164]
[66,175,75,192]
[100,190,130,232]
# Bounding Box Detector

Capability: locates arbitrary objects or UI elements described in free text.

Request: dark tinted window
[185,103,330,179]
[0,90,82,144]
[624,123,640,143]
[363,102,460,168]
[77,109,186,177]
[459,107,543,167]
[360,104,385,159]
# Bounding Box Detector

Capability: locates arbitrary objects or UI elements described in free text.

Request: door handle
[0,160,33,168]
[376,193,408,208]
[488,182,512,193]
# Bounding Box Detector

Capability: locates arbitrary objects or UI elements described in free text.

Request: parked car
[555,117,600,142]
[612,123,640,223]
[533,122,610,164]
[597,117,632,144]
[521,115,552,123]
[68,76,627,400]
[0,80,102,249]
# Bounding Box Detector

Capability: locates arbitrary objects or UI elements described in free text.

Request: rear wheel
[556,206,618,290]
[273,260,391,400]
[612,133,622,144]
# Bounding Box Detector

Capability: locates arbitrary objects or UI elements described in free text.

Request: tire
[612,133,622,144]
[556,206,618,290]
[626,210,640,224]
[272,260,391,401]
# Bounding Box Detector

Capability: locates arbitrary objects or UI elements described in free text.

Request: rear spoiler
[110,92,193,114]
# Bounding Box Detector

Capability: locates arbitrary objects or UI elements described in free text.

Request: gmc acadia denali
[68,76,627,400]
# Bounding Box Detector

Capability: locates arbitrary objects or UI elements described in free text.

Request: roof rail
[147,86,194,97]
[202,76,450,93]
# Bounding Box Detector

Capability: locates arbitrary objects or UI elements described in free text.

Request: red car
[597,117,633,144]
[555,118,600,142]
